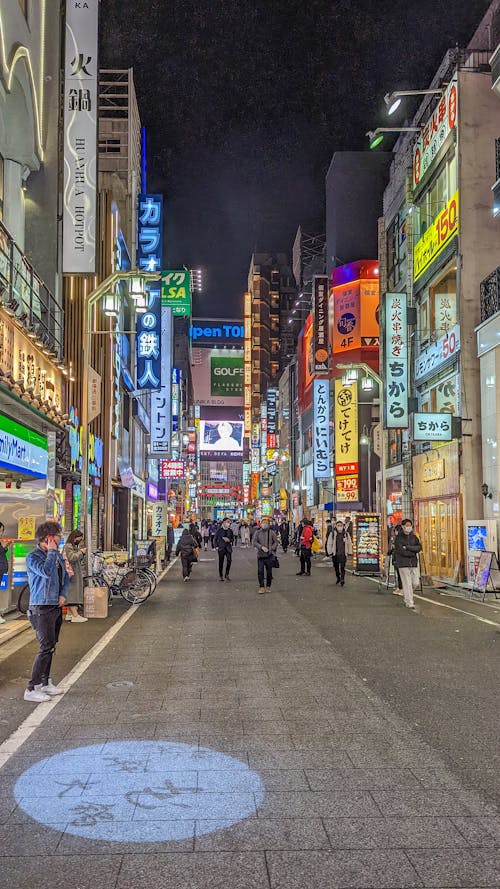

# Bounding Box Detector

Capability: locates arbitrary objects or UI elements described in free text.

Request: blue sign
[14,740,265,844]
[190,322,244,344]
[136,194,163,390]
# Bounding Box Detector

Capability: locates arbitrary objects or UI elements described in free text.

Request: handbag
[311,535,321,554]
[273,555,280,568]
[192,546,200,562]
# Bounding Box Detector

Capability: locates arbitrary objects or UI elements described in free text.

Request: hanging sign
[413,412,453,442]
[151,502,168,537]
[313,275,330,373]
[136,194,163,390]
[413,78,458,189]
[334,380,358,476]
[384,293,409,429]
[313,378,330,479]
[161,270,192,317]
[63,0,98,273]
[150,306,172,454]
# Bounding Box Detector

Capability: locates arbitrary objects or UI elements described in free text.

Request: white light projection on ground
[14,741,265,843]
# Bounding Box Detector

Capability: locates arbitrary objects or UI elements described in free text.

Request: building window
[417,265,457,349]
[416,150,457,238]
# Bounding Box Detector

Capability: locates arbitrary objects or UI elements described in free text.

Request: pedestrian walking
[324,520,333,560]
[279,519,289,553]
[175,527,198,581]
[214,517,234,581]
[24,521,69,703]
[253,517,278,593]
[189,522,202,548]
[392,519,422,609]
[62,530,88,622]
[209,521,218,549]
[201,522,210,551]
[240,522,250,548]
[296,519,313,576]
[166,523,174,563]
[331,520,353,585]
[230,520,240,545]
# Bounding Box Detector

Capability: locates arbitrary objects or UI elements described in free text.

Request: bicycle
[90,552,154,605]
[17,583,30,614]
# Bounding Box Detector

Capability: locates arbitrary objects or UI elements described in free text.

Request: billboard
[413,191,459,283]
[63,0,98,273]
[161,270,192,316]
[313,275,329,373]
[191,348,244,406]
[200,420,244,457]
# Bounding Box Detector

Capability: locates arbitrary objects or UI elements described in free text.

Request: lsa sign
[137,195,163,390]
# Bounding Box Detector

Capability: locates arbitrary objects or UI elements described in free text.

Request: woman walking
[175,527,198,581]
[253,517,278,594]
[63,530,88,622]
[331,520,353,586]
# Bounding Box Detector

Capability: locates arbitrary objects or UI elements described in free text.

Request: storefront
[412,440,462,579]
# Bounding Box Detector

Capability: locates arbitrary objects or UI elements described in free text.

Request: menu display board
[472,551,494,595]
[354,513,381,574]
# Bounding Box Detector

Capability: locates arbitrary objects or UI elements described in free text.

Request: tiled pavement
[0,549,499,888]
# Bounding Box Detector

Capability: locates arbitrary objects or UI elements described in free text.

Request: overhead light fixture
[129,276,146,302]
[366,127,420,150]
[384,87,443,116]
[103,291,119,317]
[361,376,374,391]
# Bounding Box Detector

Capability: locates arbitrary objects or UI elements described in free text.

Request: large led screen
[199,420,244,457]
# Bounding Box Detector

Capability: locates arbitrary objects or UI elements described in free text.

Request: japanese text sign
[413,412,453,441]
[313,379,330,479]
[136,194,163,390]
[334,380,358,477]
[160,459,185,479]
[313,276,330,373]
[161,271,192,317]
[267,389,278,449]
[414,191,459,283]
[63,0,98,273]
[336,475,359,502]
[333,283,360,353]
[150,306,173,454]
[384,293,409,429]
[413,79,457,189]
[152,502,168,537]
[414,324,460,383]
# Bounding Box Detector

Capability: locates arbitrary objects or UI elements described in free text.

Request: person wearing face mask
[331,520,353,585]
[253,517,278,593]
[392,519,422,609]
[214,517,234,581]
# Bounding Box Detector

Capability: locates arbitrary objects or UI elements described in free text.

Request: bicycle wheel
[139,567,157,592]
[119,569,152,605]
[17,583,30,614]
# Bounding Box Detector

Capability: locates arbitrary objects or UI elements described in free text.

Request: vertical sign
[150,306,173,455]
[152,501,169,537]
[161,271,192,316]
[136,195,163,390]
[244,291,252,434]
[384,293,409,429]
[313,379,330,478]
[63,0,98,273]
[313,275,330,373]
[267,389,278,449]
[334,379,358,501]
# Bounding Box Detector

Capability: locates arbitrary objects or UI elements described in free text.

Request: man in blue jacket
[24,521,70,703]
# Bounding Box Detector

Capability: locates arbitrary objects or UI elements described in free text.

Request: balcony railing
[480,268,500,323]
[0,219,64,359]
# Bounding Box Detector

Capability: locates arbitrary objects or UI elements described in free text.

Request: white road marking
[0,559,178,772]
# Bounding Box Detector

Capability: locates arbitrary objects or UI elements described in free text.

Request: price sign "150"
[414,191,459,282]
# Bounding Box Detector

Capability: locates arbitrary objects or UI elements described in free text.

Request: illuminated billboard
[191,348,244,407]
[199,420,244,458]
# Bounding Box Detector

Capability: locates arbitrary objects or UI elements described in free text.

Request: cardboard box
[83,586,108,618]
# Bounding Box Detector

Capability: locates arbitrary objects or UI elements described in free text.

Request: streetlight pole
[360,425,372,512]
[80,270,160,557]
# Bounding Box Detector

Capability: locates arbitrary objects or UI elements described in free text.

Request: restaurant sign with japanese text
[414,324,460,383]
[313,275,330,373]
[413,191,459,283]
[313,379,330,479]
[413,78,457,190]
[136,194,163,390]
[334,380,358,477]
[384,293,408,429]
[413,412,453,442]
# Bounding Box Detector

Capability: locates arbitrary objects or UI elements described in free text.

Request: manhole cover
[106,680,134,689]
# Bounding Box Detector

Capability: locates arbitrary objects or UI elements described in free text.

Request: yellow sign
[18,516,36,540]
[414,190,459,282]
[423,458,445,482]
[334,380,358,477]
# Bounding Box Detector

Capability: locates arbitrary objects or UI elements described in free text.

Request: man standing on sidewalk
[253,517,278,593]
[24,521,69,703]
[214,517,234,582]
[331,520,353,586]
[392,519,422,609]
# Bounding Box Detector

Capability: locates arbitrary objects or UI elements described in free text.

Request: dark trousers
[181,555,193,578]
[27,604,62,690]
[210,535,215,549]
[300,546,311,574]
[257,555,273,588]
[218,550,232,578]
[166,544,172,562]
[332,555,346,582]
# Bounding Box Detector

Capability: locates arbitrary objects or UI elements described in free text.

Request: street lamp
[80,270,160,551]
[366,127,420,150]
[384,88,442,116]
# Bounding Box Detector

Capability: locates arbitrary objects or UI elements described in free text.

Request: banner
[384,293,409,429]
[150,305,173,455]
[313,379,330,479]
[161,270,192,316]
[136,194,163,390]
[413,78,457,189]
[313,275,329,373]
[334,380,358,477]
[63,0,98,273]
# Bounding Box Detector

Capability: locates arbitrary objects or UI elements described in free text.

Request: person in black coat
[166,524,174,562]
[392,519,422,609]
[279,520,289,553]
[175,528,197,581]
[214,518,234,581]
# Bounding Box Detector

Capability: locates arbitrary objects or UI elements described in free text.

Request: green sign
[161,270,192,316]
[0,413,48,478]
[210,354,244,397]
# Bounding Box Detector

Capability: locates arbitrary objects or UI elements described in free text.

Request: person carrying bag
[253,518,278,594]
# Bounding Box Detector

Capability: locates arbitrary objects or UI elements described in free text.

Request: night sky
[101,0,490,316]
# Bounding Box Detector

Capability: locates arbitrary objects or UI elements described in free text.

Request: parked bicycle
[88,552,156,605]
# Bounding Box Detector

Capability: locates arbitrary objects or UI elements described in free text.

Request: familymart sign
[0,415,48,478]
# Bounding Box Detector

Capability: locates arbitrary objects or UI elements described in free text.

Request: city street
[1,550,500,888]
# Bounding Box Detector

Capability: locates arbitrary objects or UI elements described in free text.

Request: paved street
[1,549,500,888]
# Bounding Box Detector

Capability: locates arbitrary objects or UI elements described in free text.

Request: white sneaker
[70,614,88,623]
[64,614,72,621]
[184,576,189,582]
[37,680,64,696]
[24,689,51,703]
